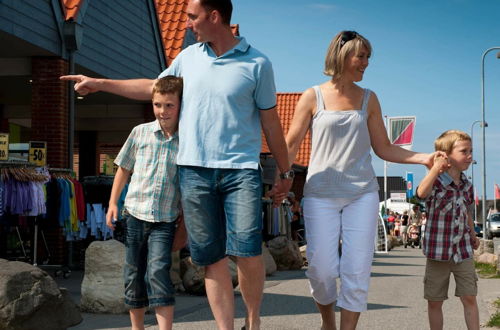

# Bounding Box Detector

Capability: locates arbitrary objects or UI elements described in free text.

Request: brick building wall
[30,57,69,168]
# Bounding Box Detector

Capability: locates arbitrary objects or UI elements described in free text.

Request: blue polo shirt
[159,37,277,169]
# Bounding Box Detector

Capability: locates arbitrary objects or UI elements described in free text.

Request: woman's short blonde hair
[324,31,372,79]
[434,130,471,154]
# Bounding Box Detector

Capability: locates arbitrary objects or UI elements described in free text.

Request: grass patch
[474,262,500,278]
[487,311,500,327]
[494,298,500,309]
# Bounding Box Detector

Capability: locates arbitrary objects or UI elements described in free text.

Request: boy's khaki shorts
[424,258,478,301]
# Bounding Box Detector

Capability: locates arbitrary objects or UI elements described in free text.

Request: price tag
[29,141,47,166]
[0,133,9,161]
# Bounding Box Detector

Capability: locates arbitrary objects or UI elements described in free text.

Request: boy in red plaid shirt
[416,130,480,330]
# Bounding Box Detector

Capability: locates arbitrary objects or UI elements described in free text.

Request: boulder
[267,236,304,270]
[262,244,277,276]
[180,257,238,295]
[170,251,184,292]
[181,257,205,295]
[0,259,82,330]
[476,252,498,265]
[485,240,495,254]
[80,240,127,314]
[387,235,400,250]
[299,245,307,265]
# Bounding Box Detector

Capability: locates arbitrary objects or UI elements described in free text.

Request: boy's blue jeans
[124,215,176,308]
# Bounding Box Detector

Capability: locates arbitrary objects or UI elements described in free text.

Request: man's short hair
[200,0,232,25]
[434,130,471,154]
[153,76,183,99]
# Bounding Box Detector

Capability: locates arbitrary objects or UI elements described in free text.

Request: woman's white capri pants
[303,191,379,312]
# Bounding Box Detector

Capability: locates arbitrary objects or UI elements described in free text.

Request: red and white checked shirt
[418,172,474,263]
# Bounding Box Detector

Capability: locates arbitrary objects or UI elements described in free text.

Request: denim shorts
[124,215,176,308]
[179,166,263,266]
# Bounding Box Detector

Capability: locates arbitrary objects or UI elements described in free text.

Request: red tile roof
[154,2,239,66]
[154,0,189,66]
[60,0,83,20]
[262,93,311,167]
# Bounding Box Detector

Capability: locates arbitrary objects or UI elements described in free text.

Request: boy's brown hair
[152,75,183,99]
[434,130,471,154]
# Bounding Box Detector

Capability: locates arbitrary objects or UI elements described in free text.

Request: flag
[406,172,414,199]
[495,183,500,200]
[388,116,416,150]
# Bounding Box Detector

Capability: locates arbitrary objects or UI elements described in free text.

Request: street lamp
[480,47,500,240]
[471,120,486,226]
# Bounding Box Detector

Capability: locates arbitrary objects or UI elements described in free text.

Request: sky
[232,0,500,201]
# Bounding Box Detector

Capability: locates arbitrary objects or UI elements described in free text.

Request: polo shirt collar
[203,37,250,58]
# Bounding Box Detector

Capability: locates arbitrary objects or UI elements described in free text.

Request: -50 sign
[29,141,47,166]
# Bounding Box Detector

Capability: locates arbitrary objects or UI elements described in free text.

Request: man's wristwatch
[279,169,295,180]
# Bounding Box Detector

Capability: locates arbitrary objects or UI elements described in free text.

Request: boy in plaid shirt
[416,130,480,330]
[106,76,184,330]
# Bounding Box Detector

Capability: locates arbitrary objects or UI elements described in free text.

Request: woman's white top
[303,85,379,198]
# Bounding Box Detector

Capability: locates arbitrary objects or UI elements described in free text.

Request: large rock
[485,240,495,253]
[299,245,307,266]
[476,252,498,265]
[180,257,239,295]
[262,244,277,276]
[0,259,82,330]
[475,239,494,256]
[170,251,184,292]
[80,240,127,314]
[267,236,304,270]
[387,235,400,250]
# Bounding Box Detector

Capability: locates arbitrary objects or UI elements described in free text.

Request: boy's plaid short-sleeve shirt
[419,172,474,263]
[114,120,180,223]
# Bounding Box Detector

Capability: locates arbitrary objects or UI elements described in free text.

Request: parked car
[486,213,500,239]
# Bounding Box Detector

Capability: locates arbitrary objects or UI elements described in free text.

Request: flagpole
[384,116,388,213]
[495,183,497,211]
[474,188,478,225]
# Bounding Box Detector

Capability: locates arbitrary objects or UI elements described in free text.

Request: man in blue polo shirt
[61,1,292,329]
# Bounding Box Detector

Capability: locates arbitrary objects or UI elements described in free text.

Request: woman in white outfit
[284,31,442,329]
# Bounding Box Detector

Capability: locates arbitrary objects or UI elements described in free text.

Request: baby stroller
[404,224,421,248]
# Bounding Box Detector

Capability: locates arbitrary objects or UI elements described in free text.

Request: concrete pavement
[64,246,500,329]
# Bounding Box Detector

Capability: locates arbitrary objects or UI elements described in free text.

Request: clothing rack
[0,162,48,265]
[0,160,37,167]
[34,168,73,277]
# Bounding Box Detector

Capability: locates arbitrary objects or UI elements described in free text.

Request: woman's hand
[423,151,449,172]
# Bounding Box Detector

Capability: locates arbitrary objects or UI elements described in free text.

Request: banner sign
[388,116,416,150]
[0,133,8,161]
[390,192,407,203]
[406,172,414,199]
[29,141,47,166]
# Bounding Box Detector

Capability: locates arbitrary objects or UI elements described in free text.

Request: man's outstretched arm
[60,75,155,101]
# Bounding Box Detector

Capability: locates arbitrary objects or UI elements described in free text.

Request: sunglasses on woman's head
[340,31,358,47]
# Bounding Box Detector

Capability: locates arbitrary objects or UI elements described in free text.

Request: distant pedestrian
[387,211,395,235]
[282,30,445,329]
[416,130,480,330]
[401,210,409,245]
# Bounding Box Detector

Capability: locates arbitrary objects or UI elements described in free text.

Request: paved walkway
[66,246,500,329]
